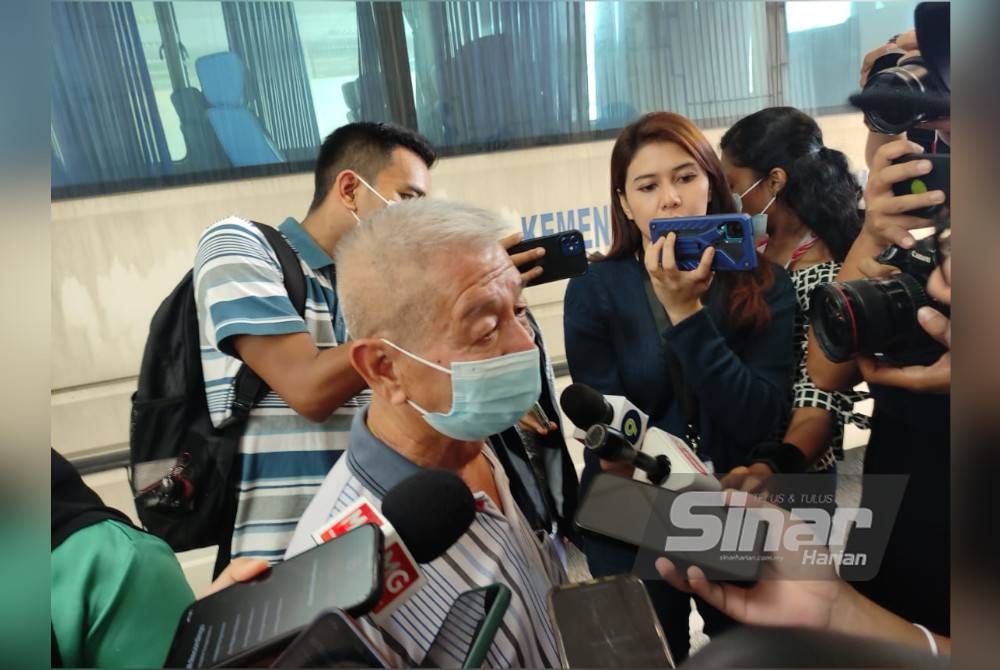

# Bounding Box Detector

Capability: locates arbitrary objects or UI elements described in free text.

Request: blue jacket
[564,255,796,476]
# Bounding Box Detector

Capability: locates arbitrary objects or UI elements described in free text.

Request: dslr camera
[810,218,949,366]
[849,2,950,135]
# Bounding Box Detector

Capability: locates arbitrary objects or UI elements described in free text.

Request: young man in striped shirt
[286,199,567,668]
[193,123,435,564]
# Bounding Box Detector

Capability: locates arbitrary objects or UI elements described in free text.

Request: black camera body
[810,234,948,366]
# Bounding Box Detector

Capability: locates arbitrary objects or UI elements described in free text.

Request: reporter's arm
[233,334,365,422]
[829,582,951,656]
[782,407,835,466]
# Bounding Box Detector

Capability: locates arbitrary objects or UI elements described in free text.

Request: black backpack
[129,222,306,570]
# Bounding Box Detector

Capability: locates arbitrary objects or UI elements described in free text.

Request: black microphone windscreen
[381,469,475,564]
[560,383,612,430]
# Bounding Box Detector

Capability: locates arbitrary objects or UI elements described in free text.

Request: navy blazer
[564,255,796,477]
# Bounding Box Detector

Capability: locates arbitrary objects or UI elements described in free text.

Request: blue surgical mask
[733,176,776,240]
[381,339,541,441]
[349,173,396,224]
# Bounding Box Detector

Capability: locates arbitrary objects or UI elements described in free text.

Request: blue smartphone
[649,214,757,271]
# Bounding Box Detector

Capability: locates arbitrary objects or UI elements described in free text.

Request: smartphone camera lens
[725,221,743,239]
[560,233,583,256]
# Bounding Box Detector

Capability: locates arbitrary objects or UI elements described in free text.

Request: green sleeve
[52,519,196,668]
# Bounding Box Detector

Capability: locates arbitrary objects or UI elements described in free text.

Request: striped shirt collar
[346,407,425,499]
[278,217,334,270]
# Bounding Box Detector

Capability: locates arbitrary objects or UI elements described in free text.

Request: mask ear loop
[380,338,451,375]
[353,173,392,206]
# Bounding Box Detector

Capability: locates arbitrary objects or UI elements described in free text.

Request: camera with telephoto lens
[810,229,949,366]
[852,53,949,135]
[849,2,950,135]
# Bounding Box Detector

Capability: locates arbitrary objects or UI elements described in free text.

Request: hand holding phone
[163,524,384,669]
[507,230,588,287]
[890,152,949,218]
[649,214,757,272]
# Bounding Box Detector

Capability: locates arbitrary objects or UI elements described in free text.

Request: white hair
[335,198,509,347]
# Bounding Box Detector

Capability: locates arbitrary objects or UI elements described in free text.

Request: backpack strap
[224,222,308,424]
[253,222,307,317]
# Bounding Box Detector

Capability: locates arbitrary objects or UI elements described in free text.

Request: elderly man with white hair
[285,198,566,668]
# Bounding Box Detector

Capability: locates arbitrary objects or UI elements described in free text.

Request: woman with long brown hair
[563,111,796,660]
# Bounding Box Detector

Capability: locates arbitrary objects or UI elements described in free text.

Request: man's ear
[349,340,408,405]
[332,170,362,213]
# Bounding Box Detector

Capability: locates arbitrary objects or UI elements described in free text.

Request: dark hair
[310,122,436,211]
[720,107,861,262]
[600,112,775,335]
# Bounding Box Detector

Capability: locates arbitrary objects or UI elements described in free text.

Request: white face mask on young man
[348,173,396,224]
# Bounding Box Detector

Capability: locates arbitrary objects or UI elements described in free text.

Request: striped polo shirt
[193,216,370,563]
[285,409,567,668]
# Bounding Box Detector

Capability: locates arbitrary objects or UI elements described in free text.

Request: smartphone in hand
[649,214,757,271]
[509,230,588,286]
[890,153,949,218]
[163,523,384,669]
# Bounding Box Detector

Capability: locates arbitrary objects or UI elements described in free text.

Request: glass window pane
[293,1,360,137]
[786,1,921,111]
[53,1,934,198]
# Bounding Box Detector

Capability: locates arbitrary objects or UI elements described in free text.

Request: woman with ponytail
[719,106,869,486]
[563,112,796,661]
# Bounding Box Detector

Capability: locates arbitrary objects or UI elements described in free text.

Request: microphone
[311,469,475,624]
[562,383,718,491]
[560,383,649,447]
[584,424,671,486]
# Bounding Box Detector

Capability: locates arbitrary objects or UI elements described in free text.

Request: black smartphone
[649,214,757,271]
[420,584,512,669]
[574,472,766,583]
[890,153,949,218]
[270,608,390,668]
[162,523,384,669]
[508,230,588,287]
[547,575,674,668]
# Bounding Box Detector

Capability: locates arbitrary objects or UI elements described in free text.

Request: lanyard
[786,232,819,269]
[757,232,818,269]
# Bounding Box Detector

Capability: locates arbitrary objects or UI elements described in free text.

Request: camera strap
[640,274,703,456]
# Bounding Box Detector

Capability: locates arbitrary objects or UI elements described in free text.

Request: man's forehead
[379,148,430,190]
[448,249,521,315]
